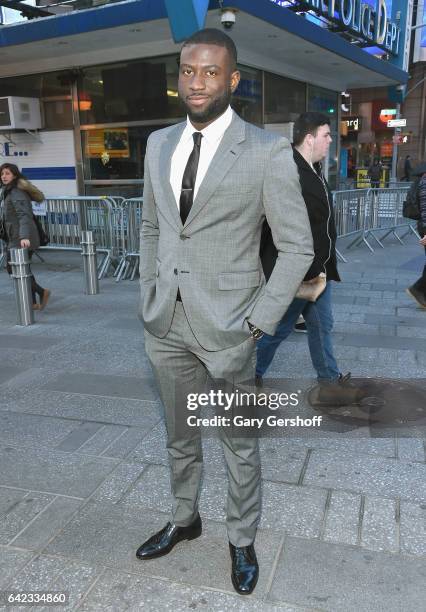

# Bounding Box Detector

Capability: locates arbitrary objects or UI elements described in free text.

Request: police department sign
[272,1,401,56]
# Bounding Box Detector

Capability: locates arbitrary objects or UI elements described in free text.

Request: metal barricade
[113,198,143,282]
[334,187,418,253]
[334,189,371,255]
[36,196,118,278]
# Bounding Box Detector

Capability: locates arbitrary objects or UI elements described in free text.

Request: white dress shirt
[170,105,233,209]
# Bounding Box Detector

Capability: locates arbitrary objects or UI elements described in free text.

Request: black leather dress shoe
[229,542,259,595]
[136,514,202,560]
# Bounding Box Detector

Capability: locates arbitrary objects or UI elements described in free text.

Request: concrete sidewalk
[0,236,425,611]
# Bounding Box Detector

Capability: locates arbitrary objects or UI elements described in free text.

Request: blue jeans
[256,282,340,380]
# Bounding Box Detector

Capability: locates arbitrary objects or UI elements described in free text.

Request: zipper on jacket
[307,161,332,274]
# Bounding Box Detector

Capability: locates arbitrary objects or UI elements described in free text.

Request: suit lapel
[158,122,185,229]
[183,114,246,228]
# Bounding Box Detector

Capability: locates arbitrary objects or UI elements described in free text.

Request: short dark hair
[293,112,331,146]
[182,28,237,69]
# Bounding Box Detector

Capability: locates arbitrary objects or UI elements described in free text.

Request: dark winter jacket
[260,146,340,282]
[2,181,41,250]
[418,175,426,238]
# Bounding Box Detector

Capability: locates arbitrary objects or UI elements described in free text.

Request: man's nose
[190,73,206,90]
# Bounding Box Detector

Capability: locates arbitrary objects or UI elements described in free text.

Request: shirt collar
[183,106,233,145]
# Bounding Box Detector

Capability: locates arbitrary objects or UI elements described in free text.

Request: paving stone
[333,322,379,335]
[336,332,426,352]
[0,366,24,385]
[378,325,397,337]
[254,441,308,484]
[76,424,128,455]
[8,554,70,591]
[0,487,28,516]
[322,491,361,546]
[355,296,369,306]
[92,463,147,505]
[55,422,104,452]
[303,449,426,503]
[0,493,55,545]
[332,295,355,305]
[337,289,383,299]
[261,481,327,536]
[397,326,426,339]
[101,427,156,459]
[35,559,103,612]
[79,569,301,612]
[397,438,425,462]
[268,537,426,611]
[0,546,34,589]
[43,373,158,402]
[360,496,398,553]
[368,313,426,328]
[0,444,118,498]
[11,496,84,551]
[333,303,395,315]
[1,389,162,429]
[45,504,281,599]
[399,500,426,556]
[120,463,173,514]
[0,334,60,350]
[284,436,396,459]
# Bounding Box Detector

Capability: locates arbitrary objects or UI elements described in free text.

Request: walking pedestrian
[257,112,363,407]
[368,158,382,188]
[406,162,426,308]
[402,155,412,182]
[0,163,50,310]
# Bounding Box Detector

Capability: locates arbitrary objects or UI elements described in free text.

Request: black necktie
[180,132,202,224]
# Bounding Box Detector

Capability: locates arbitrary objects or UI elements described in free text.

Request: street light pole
[390,103,401,183]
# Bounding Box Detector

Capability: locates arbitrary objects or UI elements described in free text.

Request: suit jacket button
[180,234,188,240]
[174,268,178,275]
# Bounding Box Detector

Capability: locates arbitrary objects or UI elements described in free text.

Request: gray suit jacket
[139,112,314,351]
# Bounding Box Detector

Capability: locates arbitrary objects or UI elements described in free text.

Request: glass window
[264,72,306,124]
[78,56,184,124]
[232,66,262,125]
[81,124,172,181]
[0,71,73,130]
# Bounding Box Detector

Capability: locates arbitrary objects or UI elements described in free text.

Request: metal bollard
[10,248,34,326]
[80,231,99,295]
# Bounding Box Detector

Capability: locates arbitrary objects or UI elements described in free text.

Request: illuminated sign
[270,0,401,55]
[346,116,361,131]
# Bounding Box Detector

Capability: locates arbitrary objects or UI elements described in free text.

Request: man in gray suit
[136,28,313,595]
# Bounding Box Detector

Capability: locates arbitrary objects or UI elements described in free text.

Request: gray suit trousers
[144,302,261,547]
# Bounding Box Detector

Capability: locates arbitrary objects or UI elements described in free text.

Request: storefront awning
[0,0,408,89]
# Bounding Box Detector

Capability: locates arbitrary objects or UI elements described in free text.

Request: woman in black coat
[1,163,50,310]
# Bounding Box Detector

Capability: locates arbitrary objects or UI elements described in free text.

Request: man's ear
[230,70,240,94]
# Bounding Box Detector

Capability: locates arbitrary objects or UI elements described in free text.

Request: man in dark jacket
[257,112,361,406]
[406,164,426,307]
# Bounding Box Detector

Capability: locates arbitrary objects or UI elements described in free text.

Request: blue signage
[269,0,402,56]
[164,0,209,43]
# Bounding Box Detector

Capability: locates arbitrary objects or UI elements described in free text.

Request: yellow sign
[86,129,130,158]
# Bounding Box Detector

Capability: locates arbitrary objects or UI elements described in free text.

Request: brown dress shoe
[32,303,40,311]
[40,289,51,311]
[308,373,364,407]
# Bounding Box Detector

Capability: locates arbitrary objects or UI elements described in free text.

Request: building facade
[0,0,411,196]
